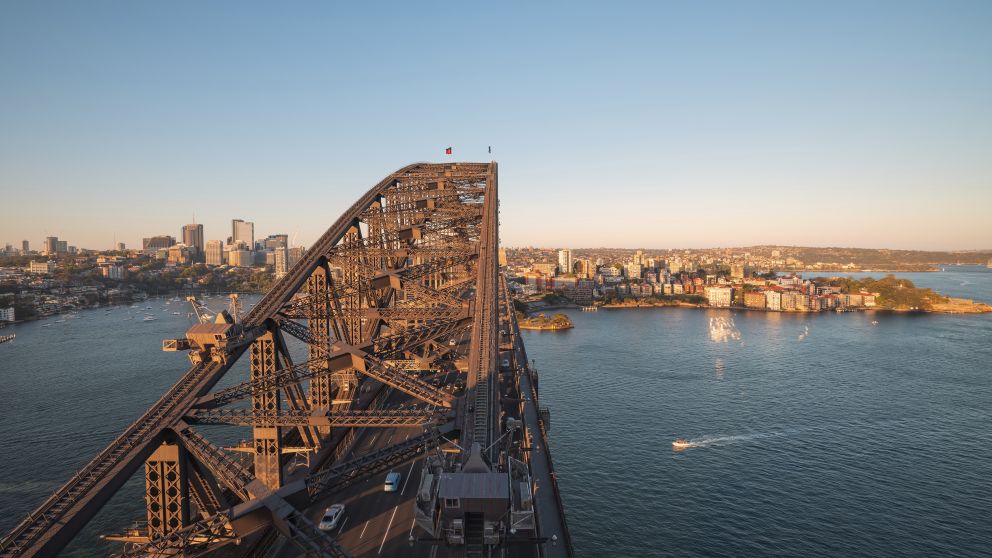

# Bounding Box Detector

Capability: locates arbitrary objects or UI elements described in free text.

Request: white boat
[672,439,692,450]
[143,316,157,322]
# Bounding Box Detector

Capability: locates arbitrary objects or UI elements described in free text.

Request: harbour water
[1,269,991,556]
[524,265,992,557]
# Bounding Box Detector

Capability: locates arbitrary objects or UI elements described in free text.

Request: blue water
[1,270,991,556]
[0,296,261,557]
[523,266,992,557]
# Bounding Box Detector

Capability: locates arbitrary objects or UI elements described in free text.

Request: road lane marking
[400,459,417,495]
[360,519,371,539]
[409,517,417,536]
[337,516,349,534]
[378,506,399,555]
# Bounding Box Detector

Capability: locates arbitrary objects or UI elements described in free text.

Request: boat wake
[673,430,790,450]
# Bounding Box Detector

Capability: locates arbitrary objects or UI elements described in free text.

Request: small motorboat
[672,439,692,450]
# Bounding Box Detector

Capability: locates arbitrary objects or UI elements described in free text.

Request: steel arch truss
[1,163,497,558]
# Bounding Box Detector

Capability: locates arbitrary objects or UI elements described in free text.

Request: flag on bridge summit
[445,147,452,155]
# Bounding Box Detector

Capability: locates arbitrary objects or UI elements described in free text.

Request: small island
[518,312,574,331]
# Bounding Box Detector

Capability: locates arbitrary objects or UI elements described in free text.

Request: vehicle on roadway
[384,471,402,492]
[449,338,458,346]
[318,504,345,530]
[501,359,510,368]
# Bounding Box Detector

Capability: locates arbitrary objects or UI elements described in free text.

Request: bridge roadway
[266,276,571,558]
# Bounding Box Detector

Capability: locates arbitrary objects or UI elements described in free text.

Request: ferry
[672,439,692,450]
[0,334,15,345]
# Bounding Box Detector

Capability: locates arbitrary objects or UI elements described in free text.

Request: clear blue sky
[2,1,990,251]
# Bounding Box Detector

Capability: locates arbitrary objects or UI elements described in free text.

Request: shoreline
[518,324,575,331]
[593,298,991,315]
[3,290,264,326]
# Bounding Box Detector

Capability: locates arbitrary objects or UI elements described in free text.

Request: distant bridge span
[1,162,572,558]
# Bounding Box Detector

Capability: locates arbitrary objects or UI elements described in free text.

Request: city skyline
[2,2,991,251]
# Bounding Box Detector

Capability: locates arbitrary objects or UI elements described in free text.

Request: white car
[318,504,345,530]
[384,471,402,492]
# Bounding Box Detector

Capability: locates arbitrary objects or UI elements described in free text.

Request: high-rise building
[274,246,289,278]
[262,234,288,250]
[228,248,252,268]
[182,224,204,256]
[22,240,29,254]
[56,240,68,253]
[232,219,254,248]
[205,240,224,266]
[143,236,176,251]
[116,242,126,251]
[44,236,58,255]
[557,249,572,276]
[288,246,305,268]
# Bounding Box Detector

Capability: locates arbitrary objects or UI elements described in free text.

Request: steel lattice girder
[175,425,257,503]
[275,252,478,318]
[118,430,440,557]
[118,512,236,557]
[305,429,441,500]
[185,408,440,428]
[277,303,470,321]
[274,315,471,360]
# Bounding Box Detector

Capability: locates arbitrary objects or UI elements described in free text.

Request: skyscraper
[232,219,254,248]
[182,224,204,257]
[557,248,572,276]
[44,236,58,255]
[205,240,224,266]
[262,234,289,250]
[22,240,29,254]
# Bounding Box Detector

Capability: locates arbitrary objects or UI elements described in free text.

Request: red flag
[445,147,452,155]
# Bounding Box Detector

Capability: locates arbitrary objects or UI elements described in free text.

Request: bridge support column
[251,331,282,489]
[144,441,190,539]
[307,264,334,436]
